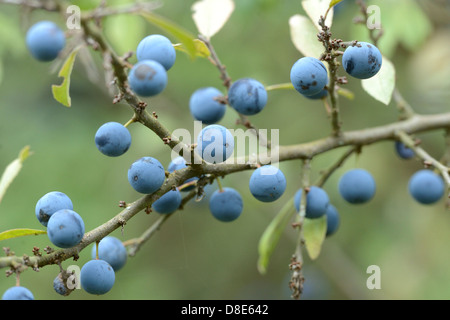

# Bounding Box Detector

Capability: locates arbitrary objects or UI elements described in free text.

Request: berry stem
[216,177,224,192]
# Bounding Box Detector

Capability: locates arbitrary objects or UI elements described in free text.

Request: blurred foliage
[0,0,449,300]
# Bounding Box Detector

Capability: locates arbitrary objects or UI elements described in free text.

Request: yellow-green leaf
[52,48,80,107]
[289,14,324,59]
[257,197,297,274]
[303,215,327,260]
[174,39,211,58]
[329,0,344,8]
[265,82,294,91]
[140,12,197,59]
[337,87,355,100]
[0,146,33,204]
[0,228,47,241]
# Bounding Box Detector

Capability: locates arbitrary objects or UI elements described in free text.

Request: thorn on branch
[145,206,152,215]
[152,111,158,118]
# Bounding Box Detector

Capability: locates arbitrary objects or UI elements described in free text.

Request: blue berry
[325,204,340,237]
[26,21,65,62]
[408,169,445,205]
[95,122,131,157]
[2,286,34,300]
[290,57,328,96]
[209,188,243,222]
[91,236,127,272]
[80,259,115,295]
[136,34,176,71]
[168,156,198,191]
[294,186,330,219]
[153,189,182,214]
[196,124,234,163]
[338,169,376,204]
[53,273,74,296]
[47,209,85,248]
[128,157,166,194]
[128,60,168,97]
[304,88,328,100]
[395,141,415,160]
[228,78,268,115]
[249,165,287,202]
[35,191,73,227]
[342,42,382,79]
[189,87,226,124]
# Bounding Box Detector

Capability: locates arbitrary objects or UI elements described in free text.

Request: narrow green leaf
[265,82,294,91]
[257,197,297,274]
[140,12,197,59]
[0,228,47,241]
[303,215,327,260]
[0,146,33,204]
[361,55,395,105]
[337,87,355,100]
[52,48,80,107]
[329,0,344,8]
[289,14,324,59]
[173,39,211,58]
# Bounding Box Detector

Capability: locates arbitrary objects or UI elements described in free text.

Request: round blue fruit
[136,34,176,71]
[80,259,115,295]
[209,187,243,222]
[168,156,198,191]
[35,191,73,227]
[196,124,234,163]
[189,87,226,124]
[53,273,72,296]
[26,20,65,62]
[325,204,340,237]
[395,141,415,160]
[128,60,168,97]
[342,42,382,79]
[294,186,330,219]
[228,78,268,115]
[47,209,85,248]
[290,57,328,96]
[304,88,328,100]
[249,165,287,202]
[153,189,182,214]
[128,157,166,194]
[338,169,376,204]
[2,286,34,300]
[408,169,445,205]
[95,122,132,157]
[91,236,127,272]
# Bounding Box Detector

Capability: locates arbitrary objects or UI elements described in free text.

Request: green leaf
[192,0,235,40]
[302,0,333,30]
[337,87,355,100]
[52,48,80,107]
[257,198,297,274]
[289,14,324,59]
[0,228,47,241]
[361,55,395,105]
[0,146,33,204]
[329,0,344,8]
[303,215,327,260]
[265,82,294,91]
[140,12,197,59]
[173,39,211,58]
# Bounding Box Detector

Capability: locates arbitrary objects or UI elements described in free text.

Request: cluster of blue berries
[289,41,382,100]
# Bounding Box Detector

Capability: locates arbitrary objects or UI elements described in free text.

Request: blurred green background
[0,0,450,300]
